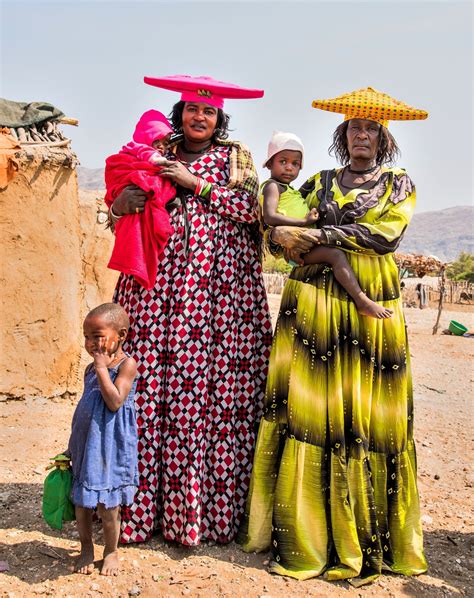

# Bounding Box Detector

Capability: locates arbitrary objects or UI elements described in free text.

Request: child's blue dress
[68,358,138,509]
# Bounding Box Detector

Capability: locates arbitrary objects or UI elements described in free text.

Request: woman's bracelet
[194,177,204,196]
[107,204,123,230]
[109,204,122,222]
[194,177,212,198]
[200,182,212,198]
[267,228,283,255]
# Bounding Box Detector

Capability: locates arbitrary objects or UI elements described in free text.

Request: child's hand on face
[92,337,118,369]
[304,208,319,225]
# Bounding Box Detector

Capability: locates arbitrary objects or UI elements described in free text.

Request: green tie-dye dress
[238,167,428,584]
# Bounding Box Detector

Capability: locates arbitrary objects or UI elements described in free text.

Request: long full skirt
[238,255,427,583]
[114,197,272,545]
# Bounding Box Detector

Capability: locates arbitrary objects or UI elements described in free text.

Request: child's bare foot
[75,544,95,574]
[356,296,393,319]
[101,550,119,576]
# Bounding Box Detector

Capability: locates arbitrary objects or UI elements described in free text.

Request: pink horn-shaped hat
[144,74,264,109]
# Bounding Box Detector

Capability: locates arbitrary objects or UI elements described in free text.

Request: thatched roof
[0,98,77,147]
[394,252,446,277]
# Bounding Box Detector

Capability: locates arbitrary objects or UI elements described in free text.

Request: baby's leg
[303,246,393,319]
[97,504,121,576]
[74,506,95,574]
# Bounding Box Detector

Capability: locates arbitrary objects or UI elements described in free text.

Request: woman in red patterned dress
[108,75,272,546]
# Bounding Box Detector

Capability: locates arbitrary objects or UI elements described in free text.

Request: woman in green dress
[238,87,429,584]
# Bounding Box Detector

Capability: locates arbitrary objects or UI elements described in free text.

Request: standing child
[68,303,138,576]
[262,131,393,319]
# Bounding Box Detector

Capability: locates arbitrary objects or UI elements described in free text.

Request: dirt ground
[1,298,473,598]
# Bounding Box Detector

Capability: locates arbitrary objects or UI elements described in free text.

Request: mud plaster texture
[77,189,118,370]
[0,148,116,400]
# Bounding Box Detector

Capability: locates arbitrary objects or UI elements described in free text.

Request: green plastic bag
[42,454,76,529]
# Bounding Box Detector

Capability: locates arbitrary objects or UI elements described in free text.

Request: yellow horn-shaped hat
[311,87,428,128]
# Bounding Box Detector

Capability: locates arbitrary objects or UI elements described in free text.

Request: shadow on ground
[1,482,472,596]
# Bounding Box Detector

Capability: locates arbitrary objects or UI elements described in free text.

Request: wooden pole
[432,267,446,335]
[59,117,79,126]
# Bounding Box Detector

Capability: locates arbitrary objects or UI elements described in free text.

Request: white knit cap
[263,131,304,168]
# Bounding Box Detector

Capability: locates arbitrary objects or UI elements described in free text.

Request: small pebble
[421,514,433,524]
[434,474,440,480]
[128,586,141,597]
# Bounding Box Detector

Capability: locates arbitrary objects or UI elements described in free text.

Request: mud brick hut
[0,100,115,400]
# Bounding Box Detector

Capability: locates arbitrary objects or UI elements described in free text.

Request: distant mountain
[399,206,473,262]
[77,166,105,190]
[76,167,472,262]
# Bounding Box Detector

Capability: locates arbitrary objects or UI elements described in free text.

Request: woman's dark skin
[111,102,219,216]
[272,118,383,264]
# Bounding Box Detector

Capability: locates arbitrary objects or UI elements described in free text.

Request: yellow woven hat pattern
[311,87,428,128]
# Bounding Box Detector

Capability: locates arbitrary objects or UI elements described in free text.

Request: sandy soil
[1,299,473,598]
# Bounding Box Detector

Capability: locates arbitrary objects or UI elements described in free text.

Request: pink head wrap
[132,110,173,145]
[144,75,264,109]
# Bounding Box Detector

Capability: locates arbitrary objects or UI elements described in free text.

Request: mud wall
[0,148,116,399]
[78,189,118,314]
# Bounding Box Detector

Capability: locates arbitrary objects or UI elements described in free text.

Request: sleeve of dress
[321,172,416,256]
[207,143,260,224]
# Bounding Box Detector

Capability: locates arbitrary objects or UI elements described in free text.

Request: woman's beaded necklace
[338,165,381,191]
[347,164,379,175]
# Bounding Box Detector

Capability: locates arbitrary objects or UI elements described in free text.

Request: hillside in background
[399,206,473,262]
[77,166,105,190]
[77,167,472,262]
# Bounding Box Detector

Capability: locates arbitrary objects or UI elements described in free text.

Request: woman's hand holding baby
[159,159,197,190]
[272,225,325,265]
[112,185,149,215]
[272,226,317,253]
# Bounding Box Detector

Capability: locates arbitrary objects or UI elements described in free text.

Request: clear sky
[1,0,472,212]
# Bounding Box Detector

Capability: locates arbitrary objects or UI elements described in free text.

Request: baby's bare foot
[356,296,393,319]
[75,544,94,574]
[100,550,119,576]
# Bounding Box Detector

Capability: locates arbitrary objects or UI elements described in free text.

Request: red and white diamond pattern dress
[114,145,272,545]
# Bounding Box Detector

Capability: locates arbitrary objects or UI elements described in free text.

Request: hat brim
[144,75,264,100]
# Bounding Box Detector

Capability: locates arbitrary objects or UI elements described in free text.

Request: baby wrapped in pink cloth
[105,110,176,289]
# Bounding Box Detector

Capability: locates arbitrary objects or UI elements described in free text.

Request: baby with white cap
[261,131,319,228]
[261,131,393,318]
